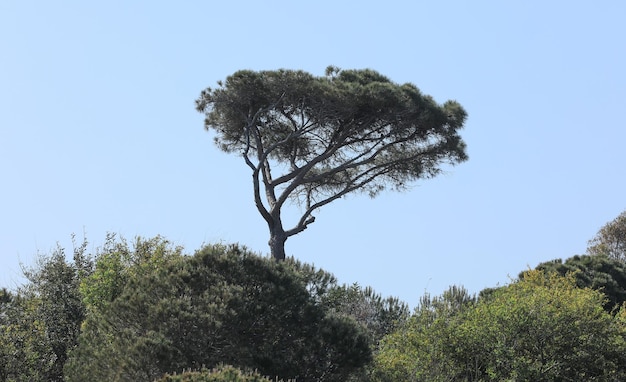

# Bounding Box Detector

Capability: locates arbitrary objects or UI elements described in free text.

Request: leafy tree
[196,67,468,260]
[417,284,476,320]
[374,271,626,381]
[0,290,55,382]
[19,237,92,382]
[532,253,626,311]
[588,210,626,261]
[66,243,371,382]
[155,365,296,382]
[372,285,475,382]
[0,234,180,382]
[79,234,183,312]
[155,365,286,382]
[457,271,626,381]
[322,283,409,346]
[0,236,93,382]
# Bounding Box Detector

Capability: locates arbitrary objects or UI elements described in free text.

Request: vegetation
[588,210,626,261]
[0,235,90,382]
[3,235,408,382]
[373,271,626,381]
[196,67,468,260]
[63,240,373,382]
[4,208,626,380]
[6,63,626,380]
[371,285,476,381]
[532,253,626,311]
[3,203,626,382]
[155,365,283,381]
[528,210,626,312]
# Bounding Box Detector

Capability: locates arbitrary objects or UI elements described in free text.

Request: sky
[1,1,625,309]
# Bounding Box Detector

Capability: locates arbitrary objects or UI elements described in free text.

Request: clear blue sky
[1,1,625,308]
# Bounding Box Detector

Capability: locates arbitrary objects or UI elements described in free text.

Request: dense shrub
[65,242,371,382]
[155,365,281,382]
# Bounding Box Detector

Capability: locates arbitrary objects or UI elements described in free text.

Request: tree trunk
[268,228,288,261]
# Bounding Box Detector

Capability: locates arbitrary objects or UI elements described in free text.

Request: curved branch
[283,143,448,239]
[284,164,391,238]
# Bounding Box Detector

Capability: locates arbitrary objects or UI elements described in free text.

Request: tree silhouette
[196,67,468,260]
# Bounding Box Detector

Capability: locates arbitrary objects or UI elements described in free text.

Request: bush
[66,242,371,382]
[155,365,284,382]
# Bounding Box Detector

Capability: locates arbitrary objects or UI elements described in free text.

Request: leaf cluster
[64,240,373,382]
[587,210,626,261]
[155,364,288,381]
[373,271,626,381]
[196,67,468,236]
[0,235,91,382]
[322,283,410,346]
[532,253,626,311]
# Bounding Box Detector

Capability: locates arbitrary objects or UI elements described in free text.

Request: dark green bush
[66,242,371,382]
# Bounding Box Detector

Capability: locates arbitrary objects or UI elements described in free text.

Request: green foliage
[196,67,468,260]
[0,235,182,382]
[0,235,93,382]
[588,210,626,261]
[372,285,475,382]
[0,290,55,382]
[155,365,283,382]
[79,234,183,312]
[373,273,626,381]
[66,242,372,382]
[455,271,626,381]
[322,283,409,345]
[532,253,626,311]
